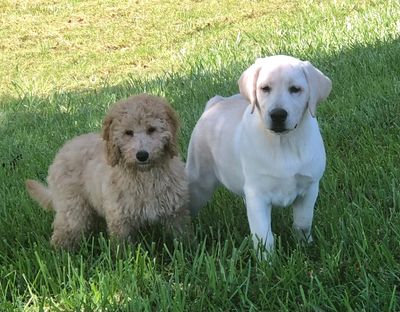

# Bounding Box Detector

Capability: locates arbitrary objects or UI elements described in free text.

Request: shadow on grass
[0,38,399,304]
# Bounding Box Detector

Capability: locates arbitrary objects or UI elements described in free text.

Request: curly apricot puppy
[26,94,189,249]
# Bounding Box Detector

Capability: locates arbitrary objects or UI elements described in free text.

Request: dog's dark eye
[147,127,156,134]
[289,86,302,93]
[125,130,134,136]
[261,85,271,93]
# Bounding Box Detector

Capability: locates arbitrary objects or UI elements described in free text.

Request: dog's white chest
[261,173,314,207]
[242,147,321,207]
[239,113,325,207]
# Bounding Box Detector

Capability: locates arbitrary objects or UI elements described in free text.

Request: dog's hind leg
[186,163,219,216]
[188,177,218,216]
[50,195,95,250]
[186,118,219,216]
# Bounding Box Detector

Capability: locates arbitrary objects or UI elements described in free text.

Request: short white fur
[186,55,332,255]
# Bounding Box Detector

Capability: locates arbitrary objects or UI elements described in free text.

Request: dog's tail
[25,179,53,211]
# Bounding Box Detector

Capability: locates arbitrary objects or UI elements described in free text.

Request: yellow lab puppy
[186,55,332,255]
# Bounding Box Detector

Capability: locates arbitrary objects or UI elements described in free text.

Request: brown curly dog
[26,94,190,250]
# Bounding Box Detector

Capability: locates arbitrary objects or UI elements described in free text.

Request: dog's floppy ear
[164,104,180,158]
[301,61,332,117]
[238,59,264,114]
[102,115,121,166]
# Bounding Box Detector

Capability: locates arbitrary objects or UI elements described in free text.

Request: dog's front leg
[244,189,274,256]
[292,182,319,244]
[165,208,193,240]
[105,207,135,244]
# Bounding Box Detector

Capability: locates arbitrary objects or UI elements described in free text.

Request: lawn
[1,0,400,310]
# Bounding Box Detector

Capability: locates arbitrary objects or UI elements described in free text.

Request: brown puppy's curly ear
[165,104,180,158]
[102,115,121,166]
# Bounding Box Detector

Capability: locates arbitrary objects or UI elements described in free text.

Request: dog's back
[26,133,105,211]
[48,133,102,178]
[186,95,250,214]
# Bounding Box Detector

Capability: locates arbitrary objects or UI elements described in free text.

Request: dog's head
[102,94,179,170]
[238,55,332,133]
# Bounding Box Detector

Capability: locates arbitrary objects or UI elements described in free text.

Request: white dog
[186,55,332,254]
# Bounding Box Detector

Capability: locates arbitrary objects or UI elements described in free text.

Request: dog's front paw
[165,209,193,242]
[292,224,313,244]
[252,233,275,262]
[51,232,80,251]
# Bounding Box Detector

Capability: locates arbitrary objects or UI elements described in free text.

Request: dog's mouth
[270,123,297,134]
[271,127,288,134]
[136,161,152,170]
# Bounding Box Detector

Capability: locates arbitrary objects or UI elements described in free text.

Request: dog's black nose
[270,108,288,122]
[136,150,149,162]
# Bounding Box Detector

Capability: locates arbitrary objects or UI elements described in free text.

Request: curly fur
[26,94,189,250]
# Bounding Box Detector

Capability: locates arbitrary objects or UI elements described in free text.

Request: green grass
[1,0,400,310]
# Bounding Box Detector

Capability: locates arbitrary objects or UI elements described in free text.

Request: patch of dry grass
[0,0,295,97]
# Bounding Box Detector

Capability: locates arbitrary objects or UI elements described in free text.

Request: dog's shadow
[80,217,192,260]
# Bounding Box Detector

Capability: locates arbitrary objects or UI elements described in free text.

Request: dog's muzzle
[269,108,288,133]
[135,150,152,170]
